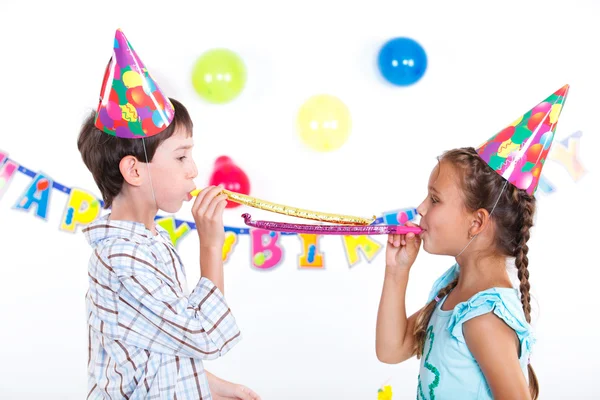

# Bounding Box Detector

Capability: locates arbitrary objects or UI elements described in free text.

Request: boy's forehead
[164,128,194,149]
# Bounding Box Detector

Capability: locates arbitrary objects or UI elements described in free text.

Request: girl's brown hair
[413,147,539,399]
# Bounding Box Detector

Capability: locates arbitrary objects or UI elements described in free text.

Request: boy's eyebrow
[429,186,440,194]
[173,144,194,151]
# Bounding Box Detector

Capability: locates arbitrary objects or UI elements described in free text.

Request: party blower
[189,188,423,235]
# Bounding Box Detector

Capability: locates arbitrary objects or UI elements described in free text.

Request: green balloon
[191,48,247,104]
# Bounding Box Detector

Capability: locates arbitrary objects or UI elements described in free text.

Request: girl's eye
[177,156,186,161]
[430,196,438,204]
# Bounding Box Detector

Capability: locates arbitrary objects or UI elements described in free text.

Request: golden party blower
[189,188,377,225]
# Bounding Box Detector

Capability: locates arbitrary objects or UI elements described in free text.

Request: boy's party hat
[475,84,569,195]
[95,29,174,138]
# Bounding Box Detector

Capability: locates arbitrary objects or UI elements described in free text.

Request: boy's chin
[159,202,183,214]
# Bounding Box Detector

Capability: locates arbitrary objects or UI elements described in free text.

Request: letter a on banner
[13,172,53,220]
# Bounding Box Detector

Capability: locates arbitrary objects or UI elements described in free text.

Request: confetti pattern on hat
[94,29,174,138]
[476,84,569,195]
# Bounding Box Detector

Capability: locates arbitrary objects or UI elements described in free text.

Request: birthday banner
[0,131,586,269]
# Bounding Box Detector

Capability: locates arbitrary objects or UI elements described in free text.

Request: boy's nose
[188,162,198,180]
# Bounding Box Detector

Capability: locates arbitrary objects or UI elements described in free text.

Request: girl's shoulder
[428,265,534,352]
[445,287,535,362]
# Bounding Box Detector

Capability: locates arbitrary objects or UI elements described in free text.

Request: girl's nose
[417,201,426,217]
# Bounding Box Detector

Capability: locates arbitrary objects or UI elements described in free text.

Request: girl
[375,85,569,400]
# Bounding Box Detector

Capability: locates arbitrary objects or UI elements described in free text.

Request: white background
[0,0,598,398]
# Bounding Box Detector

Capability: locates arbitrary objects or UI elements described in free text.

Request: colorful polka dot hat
[95,29,174,138]
[475,84,569,195]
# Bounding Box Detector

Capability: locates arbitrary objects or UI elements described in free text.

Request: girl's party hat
[94,29,174,138]
[476,84,569,195]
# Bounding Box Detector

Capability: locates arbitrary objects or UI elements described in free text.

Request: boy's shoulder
[83,214,175,262]
[84,215,185,283]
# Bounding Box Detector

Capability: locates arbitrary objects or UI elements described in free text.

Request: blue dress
[417,264,535,399]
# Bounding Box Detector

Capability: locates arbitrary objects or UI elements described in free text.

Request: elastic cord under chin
[455,180,508,258]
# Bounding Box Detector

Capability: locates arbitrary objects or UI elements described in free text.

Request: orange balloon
[526,143,543,163]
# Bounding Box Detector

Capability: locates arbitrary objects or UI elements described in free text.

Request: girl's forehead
[429,162,460,190]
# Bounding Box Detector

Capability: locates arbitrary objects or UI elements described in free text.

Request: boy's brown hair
[77,98,193,209]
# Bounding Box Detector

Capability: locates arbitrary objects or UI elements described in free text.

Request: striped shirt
[83,214,241,399]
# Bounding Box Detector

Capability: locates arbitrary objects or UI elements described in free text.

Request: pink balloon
[107,100,122,120]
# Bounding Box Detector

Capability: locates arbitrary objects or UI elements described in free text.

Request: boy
[79,29,260,400]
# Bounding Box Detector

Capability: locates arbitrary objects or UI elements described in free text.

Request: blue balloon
[377,37,427,86]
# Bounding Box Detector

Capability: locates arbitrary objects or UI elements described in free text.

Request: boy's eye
[177,156,186,161]
[430,196,438,204]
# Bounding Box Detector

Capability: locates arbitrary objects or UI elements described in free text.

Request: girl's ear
[469,208,490,237]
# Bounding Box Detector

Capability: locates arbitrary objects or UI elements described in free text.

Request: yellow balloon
[297,94,351,152]
[122,70,143,88]
[510,115,523,127]
[497,139,520,157]
[549,103,562,124]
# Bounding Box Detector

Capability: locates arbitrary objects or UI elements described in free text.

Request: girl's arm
[376,227,422,364]
[376,270,421,363]
[464,313,531,400]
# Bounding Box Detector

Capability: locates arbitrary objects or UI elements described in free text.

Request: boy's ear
[119,156,143,187]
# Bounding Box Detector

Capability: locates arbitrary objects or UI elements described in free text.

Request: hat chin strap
[142,137,158,210]
[454,180,508,259]
[455,233,477,258]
